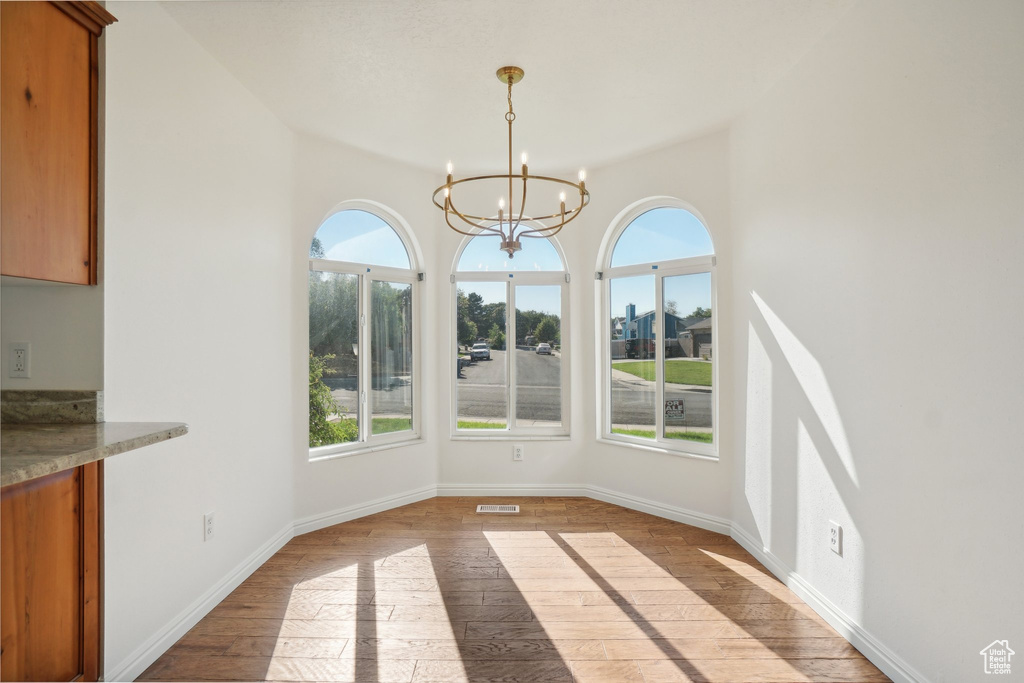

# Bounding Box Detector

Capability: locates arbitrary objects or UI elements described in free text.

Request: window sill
[597,435,718,462]
[309,437,424,463]
[450,434,571,442]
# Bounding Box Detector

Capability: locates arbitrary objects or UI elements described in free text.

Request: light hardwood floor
[139,497,888,682]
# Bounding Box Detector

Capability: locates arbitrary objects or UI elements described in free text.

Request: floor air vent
[476,504,520,514]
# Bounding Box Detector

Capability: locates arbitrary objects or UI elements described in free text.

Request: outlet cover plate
[9,342,30,378]
[829,520,842,555]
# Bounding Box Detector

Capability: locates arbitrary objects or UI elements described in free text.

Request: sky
[608,207,713,324]
[456,233,564,315]
[315,210,411,269]
[457,233,563,272]
[610,207,713,268]
[456,281,561,316]
[315,206,710,319]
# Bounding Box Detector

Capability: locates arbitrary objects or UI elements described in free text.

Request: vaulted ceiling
[162,0,853,172]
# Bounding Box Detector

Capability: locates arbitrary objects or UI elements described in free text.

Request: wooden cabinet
[1,462,102,682]
[1,1,115,285]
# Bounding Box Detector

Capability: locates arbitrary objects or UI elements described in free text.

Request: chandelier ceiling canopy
[433,67,590,257]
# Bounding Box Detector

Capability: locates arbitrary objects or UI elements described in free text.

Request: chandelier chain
[506,78,515,123]
[507,76,514,231]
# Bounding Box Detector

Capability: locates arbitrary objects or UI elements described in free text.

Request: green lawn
[612,427,713,444]
[612,360,711,386]
[457,420,506,430]
[329,417,413,437]
[372,417,413,434]
[335,417,507,433]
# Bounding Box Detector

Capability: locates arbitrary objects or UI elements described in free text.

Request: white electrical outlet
[9,342,31,378]
[204,512,216,541]
[829,521,842,555]
[513,444,524,462]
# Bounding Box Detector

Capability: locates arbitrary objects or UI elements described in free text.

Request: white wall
[435,176,588,495]
[434,130,735,511]
[290,134,438,524]
[0,282,103,390]
[103,3,295,677]
[288,127,739,517]
[582,130,734,521]
[728,1,1024,680]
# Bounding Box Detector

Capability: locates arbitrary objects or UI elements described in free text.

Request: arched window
[598,199,717,458]
[308,203,421,458]
[452,232,569,437]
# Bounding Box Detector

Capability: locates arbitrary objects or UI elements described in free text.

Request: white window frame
[308,200,423,461]
[450,232,571,440]
[597,197,718,460]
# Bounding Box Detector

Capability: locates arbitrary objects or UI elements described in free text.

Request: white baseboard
[105,521,294,683]
[435,484,732,536]
[584,485,733,535]
[730,524,927,683]
[433,483,732,542]
[435,483,587,497]
[293,484,437,536]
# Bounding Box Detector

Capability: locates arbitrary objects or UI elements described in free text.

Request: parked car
[536,343,552,355]
[470,342,491,360]
[625,337,655,359]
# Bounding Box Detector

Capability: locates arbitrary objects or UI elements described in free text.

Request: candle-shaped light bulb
[521,152,528,165]
[499,197,506,211]
[578,169,586,182]
[559,191,566,203]
[446,161,453,175]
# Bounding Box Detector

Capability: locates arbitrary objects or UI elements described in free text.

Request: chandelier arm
[516,193,588,236]
[510,175,528,240]
[434,175,556,221]
[435,182,585,224]
[516,216,571,238]
[443,212,486,237]
[448,209,503,237]
[446,193,504,236]
[443,209,503,238]
[519,223,565,239]
[514,189,589,224]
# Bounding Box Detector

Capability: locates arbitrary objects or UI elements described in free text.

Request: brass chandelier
[432,66,590,258]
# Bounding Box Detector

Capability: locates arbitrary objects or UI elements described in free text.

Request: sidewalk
[609,368,710,392]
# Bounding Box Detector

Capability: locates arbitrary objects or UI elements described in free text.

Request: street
[611,381,712,429]
[457,349,560,421]
[326,377,412,419]
[455,349,712,428]
[326,348,711,428]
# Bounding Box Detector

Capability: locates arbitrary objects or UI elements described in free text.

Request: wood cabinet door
[1,462,101,682]
[1,1,94,284]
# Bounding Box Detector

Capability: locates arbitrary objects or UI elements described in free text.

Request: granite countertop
[1,422,188,487]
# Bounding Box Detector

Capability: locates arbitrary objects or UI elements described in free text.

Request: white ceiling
[161,0,853,173]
